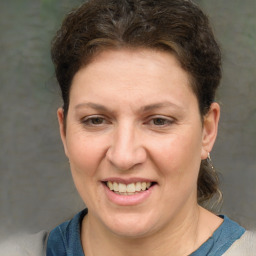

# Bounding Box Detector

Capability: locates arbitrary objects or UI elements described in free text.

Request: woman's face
[58,49,219,237]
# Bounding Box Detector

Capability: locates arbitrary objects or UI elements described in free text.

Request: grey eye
[153,118,168,125]
[82,116,106,126]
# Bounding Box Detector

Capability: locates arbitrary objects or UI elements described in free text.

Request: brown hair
[51,0,222,204]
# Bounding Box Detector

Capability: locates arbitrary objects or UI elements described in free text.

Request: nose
[106,123,147,171]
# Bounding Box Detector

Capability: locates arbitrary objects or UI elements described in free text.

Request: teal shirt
[191,215,245,255]
[47,209,245,256]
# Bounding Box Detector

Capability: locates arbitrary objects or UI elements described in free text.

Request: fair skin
[58,49,222,256]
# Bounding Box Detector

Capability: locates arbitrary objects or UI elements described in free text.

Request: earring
[207,152,214,170]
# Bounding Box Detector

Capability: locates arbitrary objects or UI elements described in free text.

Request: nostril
[106,145,147,171]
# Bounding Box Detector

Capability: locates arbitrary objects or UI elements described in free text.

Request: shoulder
[46,209,87,256]
[223,230,256,256]
[0,230,48,256]
[46,220,70,256]
[191,215,246,256]
[212,215,246,255]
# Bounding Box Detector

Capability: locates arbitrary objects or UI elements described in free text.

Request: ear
[57,108,69,158]
[201,102,220,160]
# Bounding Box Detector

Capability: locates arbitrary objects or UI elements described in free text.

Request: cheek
[66,133,108,206]
[150,133,202,179]
[153,134,202,205]
[66,132,107,177]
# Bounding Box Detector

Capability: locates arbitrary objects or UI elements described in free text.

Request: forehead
[69,48,197,111]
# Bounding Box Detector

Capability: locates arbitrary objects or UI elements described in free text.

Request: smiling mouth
[104,181,156,195]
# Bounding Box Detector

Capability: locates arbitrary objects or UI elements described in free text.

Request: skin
[57,48,222,256]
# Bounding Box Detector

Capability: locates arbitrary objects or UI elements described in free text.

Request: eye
[146,116,174,127]
[82,116,108,126]
[152,117,170,126]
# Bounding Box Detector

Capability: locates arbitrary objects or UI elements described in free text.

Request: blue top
[46,209,245,256]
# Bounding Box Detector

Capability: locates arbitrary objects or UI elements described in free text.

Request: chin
[103,212,157,238]
[110,224,154,239]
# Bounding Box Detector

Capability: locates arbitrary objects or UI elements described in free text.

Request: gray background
[0,0,255,239]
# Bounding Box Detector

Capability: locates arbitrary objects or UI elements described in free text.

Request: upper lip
[101,177,156,185]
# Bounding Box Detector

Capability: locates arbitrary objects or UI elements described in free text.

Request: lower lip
[103,183,155,206]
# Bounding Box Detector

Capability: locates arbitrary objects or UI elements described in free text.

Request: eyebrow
[141,102,183,112]
[75,102,109,111]
[75,101,183,113]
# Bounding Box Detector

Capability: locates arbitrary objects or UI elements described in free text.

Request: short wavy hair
[51,0,222,204]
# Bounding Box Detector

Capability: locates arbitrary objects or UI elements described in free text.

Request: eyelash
[81,115,174,128]
[146,116,174,127]
[81,115,108,126]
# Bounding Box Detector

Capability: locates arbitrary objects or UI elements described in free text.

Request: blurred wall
[0,0,255,239]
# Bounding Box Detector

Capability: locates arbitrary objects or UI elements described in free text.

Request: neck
[81,205,221,256]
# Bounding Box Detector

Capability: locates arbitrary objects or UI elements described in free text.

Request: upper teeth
[107,181,151,193]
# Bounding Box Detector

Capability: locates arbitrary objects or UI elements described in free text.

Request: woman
[46,0,247,255]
